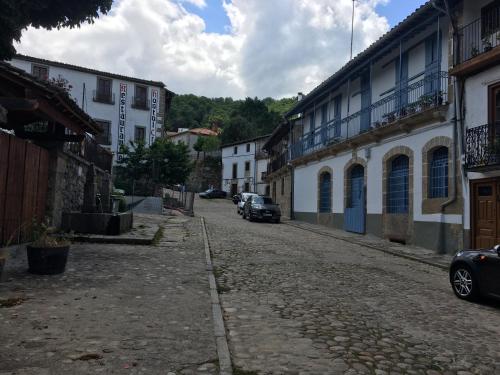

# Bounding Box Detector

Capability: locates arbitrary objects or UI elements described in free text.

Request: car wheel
[451,265,478,301]
[242,211,246,219]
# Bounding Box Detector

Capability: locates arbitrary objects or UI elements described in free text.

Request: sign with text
[117,83,127,162]
[150,88,159,145]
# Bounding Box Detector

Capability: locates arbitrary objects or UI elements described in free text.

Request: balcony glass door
[396,52,409,113]
[425,32,441,95]
[360,71,371,132]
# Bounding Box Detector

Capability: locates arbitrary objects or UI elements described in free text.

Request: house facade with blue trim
[264,1,468,253]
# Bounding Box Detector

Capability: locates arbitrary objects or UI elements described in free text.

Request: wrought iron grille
[65,134,114,172]
[455,5,500,65]
[387,155,409,214]
[319,172,332,213]
[290,71,449,160]
[268,151,289,174]
[429,147,448,198]
[465,123,500,170]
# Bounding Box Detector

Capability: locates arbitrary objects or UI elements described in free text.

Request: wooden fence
[0,132,49,245]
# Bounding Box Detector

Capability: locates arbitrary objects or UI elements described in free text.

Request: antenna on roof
[350,0,357,60]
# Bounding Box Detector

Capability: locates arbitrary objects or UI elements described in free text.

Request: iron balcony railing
[268,151,289,174]
[65,134,114,172]
[291,71,448,160]
[465,123,500,170]
[93,90,115,105]
[455,7,500,65]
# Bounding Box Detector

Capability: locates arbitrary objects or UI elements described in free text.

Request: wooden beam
[35,97,85,135]
[15,129,84,142]
[0,97,39,112]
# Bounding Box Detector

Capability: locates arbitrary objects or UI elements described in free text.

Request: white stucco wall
[462,64,500,230]
[9,58,164,160]
[294,122,461,225]
[221,141,256,193]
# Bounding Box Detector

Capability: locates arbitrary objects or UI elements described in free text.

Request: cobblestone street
[198,198,500,375]
[0,215,217,375]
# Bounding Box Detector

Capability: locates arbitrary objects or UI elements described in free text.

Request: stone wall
[46,148,112,228]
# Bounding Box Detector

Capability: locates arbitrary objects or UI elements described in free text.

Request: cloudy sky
[16,0,427,99]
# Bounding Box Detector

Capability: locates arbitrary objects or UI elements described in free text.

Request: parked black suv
[242,195,281,223]
[450,245,500,301]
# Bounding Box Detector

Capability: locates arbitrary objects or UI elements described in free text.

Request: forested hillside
[167,95,297,145]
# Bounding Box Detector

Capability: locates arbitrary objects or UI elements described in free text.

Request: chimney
[297,92,304,101]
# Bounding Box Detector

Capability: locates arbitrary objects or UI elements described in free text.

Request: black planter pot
[27,245,70,275]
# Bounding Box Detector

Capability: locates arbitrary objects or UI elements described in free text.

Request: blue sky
[184,0,429,34]
[376,0,428,26]
[183,0,231,34]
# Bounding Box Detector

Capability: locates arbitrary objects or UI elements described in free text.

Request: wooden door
[473,181,497,249]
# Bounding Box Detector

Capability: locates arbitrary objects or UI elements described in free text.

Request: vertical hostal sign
[150,88,159,145]
[117,83,127,162]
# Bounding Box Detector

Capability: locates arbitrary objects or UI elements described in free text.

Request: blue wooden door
[344,166,366,234]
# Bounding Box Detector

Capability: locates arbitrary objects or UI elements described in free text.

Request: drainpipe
[289,120,295,220]
[439,0,461,214]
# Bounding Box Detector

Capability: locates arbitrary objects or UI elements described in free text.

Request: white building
[453,0,500,249]
[222,135,270,196]
[265,1,462,253]
[167,127,220,160]
[9,55,174,163]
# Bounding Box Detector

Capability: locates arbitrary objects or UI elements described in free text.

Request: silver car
[236,192,258,215]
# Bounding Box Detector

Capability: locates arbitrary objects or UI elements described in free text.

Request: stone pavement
[0,214,218,375]
[285,220,453,270]
[198,198,500,375]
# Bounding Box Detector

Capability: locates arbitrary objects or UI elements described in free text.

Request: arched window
[429,147,449,198]
[319,172,332,213]
[388,155,409,213]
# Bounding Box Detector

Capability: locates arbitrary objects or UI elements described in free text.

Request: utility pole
[350,0,356,60]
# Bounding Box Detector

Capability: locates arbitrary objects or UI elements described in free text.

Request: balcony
[465,123,500,171]
[268,151,289,175]
[131,97,150,111]
[291,71,449,161]
[93,90,115,105]
[451,8,500,76]
[65,134,114,172]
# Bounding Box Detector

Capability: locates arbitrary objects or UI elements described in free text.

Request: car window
[253,197,273,205]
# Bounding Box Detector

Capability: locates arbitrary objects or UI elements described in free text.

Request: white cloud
[16,0,390,99]
[180,0,207,8]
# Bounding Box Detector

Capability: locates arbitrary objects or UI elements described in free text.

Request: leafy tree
[114,139,192,195]
[201,136,220,152]
[1,0,113,60]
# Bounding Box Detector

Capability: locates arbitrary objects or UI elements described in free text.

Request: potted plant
[471,46,480,57]
[27,221,71,275]
[407,103,417,115]
[419,94,434,109]
[483,38,493,52]
[435,91,444,106]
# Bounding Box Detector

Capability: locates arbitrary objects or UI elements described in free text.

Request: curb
[284,222,449,271]
[200,217,233,375]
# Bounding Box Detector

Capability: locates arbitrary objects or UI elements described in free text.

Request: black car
[199,189,227,199]
[450,245,500,301]
[242,195,281,223]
